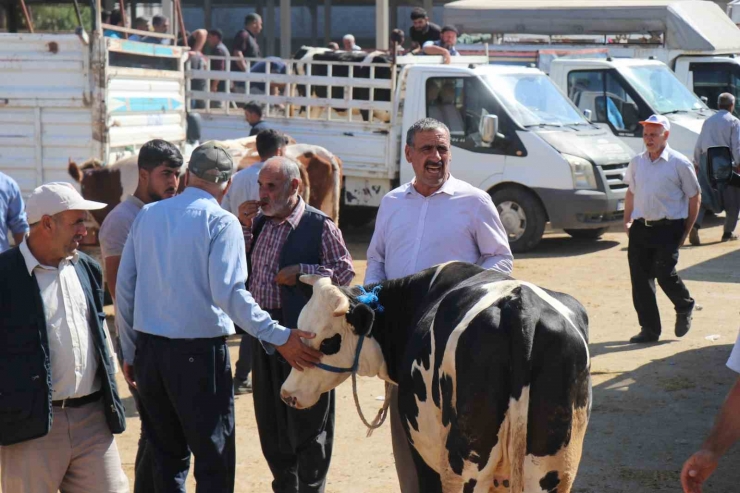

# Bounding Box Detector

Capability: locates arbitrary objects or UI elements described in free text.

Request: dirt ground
[103,214,740,492]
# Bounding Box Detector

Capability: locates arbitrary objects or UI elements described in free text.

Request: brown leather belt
[52,390,102,409]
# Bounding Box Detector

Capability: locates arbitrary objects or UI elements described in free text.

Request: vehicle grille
[601,162,629,191]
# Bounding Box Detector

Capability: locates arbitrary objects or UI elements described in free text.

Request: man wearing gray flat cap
[116,141,323,493]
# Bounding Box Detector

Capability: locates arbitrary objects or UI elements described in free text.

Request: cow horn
[332,293,350,317]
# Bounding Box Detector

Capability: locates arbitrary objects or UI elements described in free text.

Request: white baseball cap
[25,182,106,224]
[639,114,671,131]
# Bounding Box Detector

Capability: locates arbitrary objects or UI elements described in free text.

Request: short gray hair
[261,156,302,191]
[406,118,450,147]
[718,92,736,110]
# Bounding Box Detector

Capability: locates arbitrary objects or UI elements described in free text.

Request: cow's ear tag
[346,303,375,336]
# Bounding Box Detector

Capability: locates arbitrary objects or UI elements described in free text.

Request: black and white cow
[281,262,591,493]
[291,47,393,122]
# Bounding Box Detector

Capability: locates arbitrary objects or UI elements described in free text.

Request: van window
[568,70,643,134]
[425,77,523,156]
[690,63,740,117]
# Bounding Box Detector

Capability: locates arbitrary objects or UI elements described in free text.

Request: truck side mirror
[583,109,592,121]
[700,96,709,105]
[480,114,499,146]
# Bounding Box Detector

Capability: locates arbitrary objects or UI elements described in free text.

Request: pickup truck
[190,54,634,252]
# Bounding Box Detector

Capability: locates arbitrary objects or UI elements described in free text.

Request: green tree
[28,4,93,32]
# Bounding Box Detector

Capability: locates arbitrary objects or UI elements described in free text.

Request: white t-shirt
[727,329,740,373]
[221,162,264,216]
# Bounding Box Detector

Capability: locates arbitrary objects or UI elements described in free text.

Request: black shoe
[675,311,693,337]
[721,233,738,242]
[234,376,252,395]
[630,331,659,343]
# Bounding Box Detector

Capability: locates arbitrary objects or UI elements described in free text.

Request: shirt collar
[19,236,78,276]
[184,186,220,204]
[405,175,458,197]
[643,144,671,163]
[268,196,306,229]
[126,194,146,209]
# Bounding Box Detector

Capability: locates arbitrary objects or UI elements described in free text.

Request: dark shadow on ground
[679,248,740,283]
[574,343,740,492]
[588,340,674,358]
[517,237,620,259]
[122,395,139,418]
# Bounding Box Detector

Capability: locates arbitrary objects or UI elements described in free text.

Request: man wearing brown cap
[115,141,323,492]
[0,182,128,493]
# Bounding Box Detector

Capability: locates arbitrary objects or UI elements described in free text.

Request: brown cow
[68,142,342,226]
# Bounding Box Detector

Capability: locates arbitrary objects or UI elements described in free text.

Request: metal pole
[118,0,128,38]
[423,0,433,20]
[266,0,275,56]
[375,0,388,51]
[310,0,318,47]
[175,0,187,45]
[72,0,84,26]
[95,0,103,36]
[18,0,34,33]
[323,0,331,45]
[203,0,212,29]
[280,0,291,57]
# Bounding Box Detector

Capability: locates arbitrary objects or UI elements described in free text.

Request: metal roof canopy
[444,0,740,52]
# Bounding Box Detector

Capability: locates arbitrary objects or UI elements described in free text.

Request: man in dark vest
[238,156,354,493]
[0,182,128,493]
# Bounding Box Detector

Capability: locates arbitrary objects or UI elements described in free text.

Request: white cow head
[280,275,387,409]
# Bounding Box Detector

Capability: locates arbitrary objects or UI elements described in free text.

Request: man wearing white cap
[0,182,128,493]
[623,114,701,343]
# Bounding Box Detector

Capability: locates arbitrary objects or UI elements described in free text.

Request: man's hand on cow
[238,200,261,228]
[276,329,322,371]
[123,362,137,390]
[275,265,301,286]
[681,449,719,493]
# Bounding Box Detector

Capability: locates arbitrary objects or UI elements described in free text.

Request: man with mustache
[365,117,512,493]
[0,183,128,493]
[238,156,354,493]
[623,114,700,344]
[98,138,183,492]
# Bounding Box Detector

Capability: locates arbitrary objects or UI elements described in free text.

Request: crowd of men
[4,13,740,487]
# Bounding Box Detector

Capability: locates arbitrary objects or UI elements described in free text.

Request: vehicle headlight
[564,154,598,190]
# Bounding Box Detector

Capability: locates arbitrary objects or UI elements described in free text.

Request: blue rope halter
[315,286,383,374]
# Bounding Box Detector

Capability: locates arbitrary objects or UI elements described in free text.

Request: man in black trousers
[623,114,701,343]
[238,156,354,492]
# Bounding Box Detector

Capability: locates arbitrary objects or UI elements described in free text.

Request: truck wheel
[491,188,546,253]
[564,228,608,240]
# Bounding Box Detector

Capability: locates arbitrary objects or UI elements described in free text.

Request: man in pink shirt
[365,117,513,492]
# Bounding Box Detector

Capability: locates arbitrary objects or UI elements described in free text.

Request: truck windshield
[483,73,587,127]
[620,65,707,114]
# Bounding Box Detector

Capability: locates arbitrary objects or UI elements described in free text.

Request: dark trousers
[628,220,695,335]
[252,310,334,493]
[114,331,156,493]
[235,333,253,381]
[134,332,235,493]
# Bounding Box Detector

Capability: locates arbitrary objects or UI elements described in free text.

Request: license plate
[617,199,625,212]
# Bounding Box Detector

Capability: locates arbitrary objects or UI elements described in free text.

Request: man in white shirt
[221,128,289,395]
[365,117,513,493]
[681,330,740,492]
[0,183,128,493]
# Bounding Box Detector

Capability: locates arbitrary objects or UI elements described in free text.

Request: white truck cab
[191,55,633,251]
[550,58,712,159]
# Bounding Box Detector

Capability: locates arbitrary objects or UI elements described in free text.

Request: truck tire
[490,187,546,253]
[564,227,608,240]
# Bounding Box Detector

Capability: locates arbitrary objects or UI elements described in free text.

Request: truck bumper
[534,188,626,230]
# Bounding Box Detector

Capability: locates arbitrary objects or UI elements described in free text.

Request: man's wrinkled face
[405,128,451,193]
[258,166,297,217]
[441,31,457,47]
[143,163,181,201]
[642,124,669,154]
[48,210,88,259]
[412,17,428,31]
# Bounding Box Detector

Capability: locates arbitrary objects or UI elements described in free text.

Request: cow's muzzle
[280,390,299,409]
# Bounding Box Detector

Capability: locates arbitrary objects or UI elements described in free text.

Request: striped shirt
[246,198,354,309]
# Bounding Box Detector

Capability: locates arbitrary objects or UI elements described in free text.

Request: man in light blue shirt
[0,172,29,252]
[115,141,321,493]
